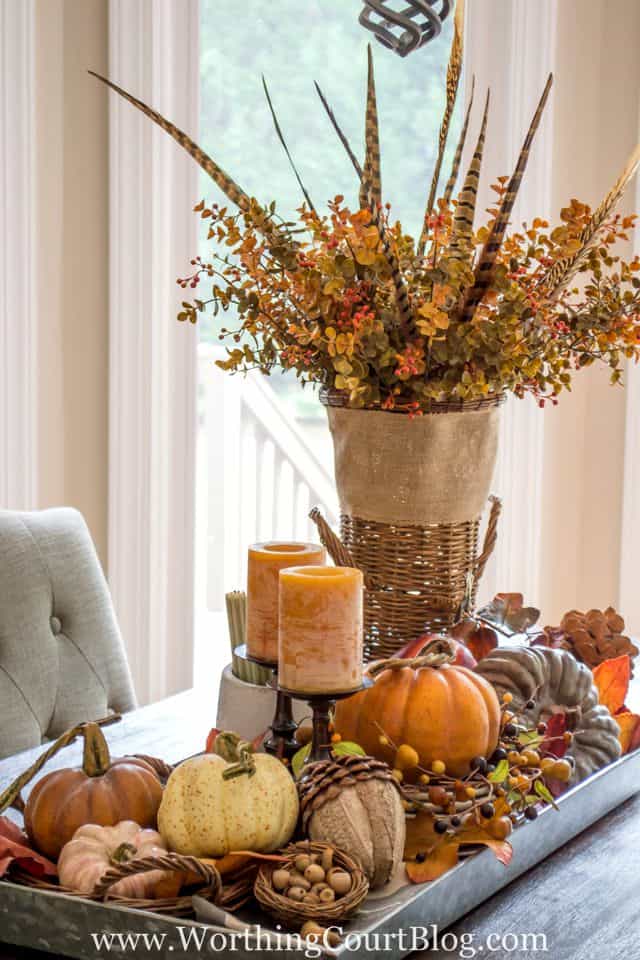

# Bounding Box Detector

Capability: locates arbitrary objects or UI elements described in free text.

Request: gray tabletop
[0,686,638,960]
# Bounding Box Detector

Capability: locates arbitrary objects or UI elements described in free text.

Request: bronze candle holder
[233,644,299,761]
[278,678,372,770]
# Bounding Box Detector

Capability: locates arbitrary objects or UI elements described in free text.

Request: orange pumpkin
[335,638,501,777]
[24,723,163,859]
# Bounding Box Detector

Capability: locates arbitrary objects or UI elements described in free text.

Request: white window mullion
[465,0,557,606]
[0,0,37,510]
[108,0,199,704]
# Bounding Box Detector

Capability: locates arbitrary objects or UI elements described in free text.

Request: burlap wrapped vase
[312,393,504,661]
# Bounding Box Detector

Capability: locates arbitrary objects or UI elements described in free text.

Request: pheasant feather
[262,76,316,214]
[447,88,490,259]
[88,70,297,259]
[417,0,465,257]
[360,45,382,211]
[315,81,413,334]
[443,75,475,204]
[90,71,251,209]
[314,81,365,181]
[541,141,640,297]
[460,73,553,322]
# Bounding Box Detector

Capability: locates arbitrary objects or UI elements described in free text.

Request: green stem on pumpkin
[110,842,138,864]
[215,731,257,780]
[0,715,120,814]
[82,722,112,778]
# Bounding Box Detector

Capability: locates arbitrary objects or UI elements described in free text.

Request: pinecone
[541,606,638,670]
[298,753,400,830]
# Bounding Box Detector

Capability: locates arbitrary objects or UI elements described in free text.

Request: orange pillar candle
[247,542,325,663]
[278,566,363,694]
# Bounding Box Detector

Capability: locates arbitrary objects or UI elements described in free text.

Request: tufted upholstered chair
[0,508,136,759]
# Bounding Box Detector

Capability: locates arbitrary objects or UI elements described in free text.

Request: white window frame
[0,0,37,510]
[108,0,199,704]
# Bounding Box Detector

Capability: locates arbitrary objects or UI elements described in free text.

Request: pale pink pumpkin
[57,821,175,899]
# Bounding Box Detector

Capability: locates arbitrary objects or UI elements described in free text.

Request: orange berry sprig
[373,722,506,837]
[491,692,573,821]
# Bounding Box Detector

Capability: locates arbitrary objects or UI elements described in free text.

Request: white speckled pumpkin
[158,732,299,857]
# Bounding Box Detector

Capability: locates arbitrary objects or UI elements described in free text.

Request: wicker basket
[253,840,368,929]
[9,854,257,917]
[316,392,504,660]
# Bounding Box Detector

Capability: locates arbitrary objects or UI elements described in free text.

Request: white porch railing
[198,343,339,612]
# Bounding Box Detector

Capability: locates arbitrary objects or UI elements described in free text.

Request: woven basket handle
[309,507,381,589]
[92,853,222,902]
[473,495,502,583]
[0,715,121,815]
[310,497,501,593]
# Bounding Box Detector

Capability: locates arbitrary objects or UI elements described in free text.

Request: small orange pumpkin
[24,723,163,859]
[335,638,501,777]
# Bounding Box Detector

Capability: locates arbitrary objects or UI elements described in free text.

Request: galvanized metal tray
[1,748,639,959]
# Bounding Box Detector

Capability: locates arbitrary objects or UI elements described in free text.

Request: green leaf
[488,759,510,783]
[534,779,558,809]
[292,740,365,779]
[517,730,542,747]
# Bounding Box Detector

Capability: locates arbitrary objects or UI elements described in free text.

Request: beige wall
[540,0,640,620]
[35,0,109,565]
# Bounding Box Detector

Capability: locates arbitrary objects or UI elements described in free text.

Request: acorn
[289,871,311,890]
[304,863,325,885]
[287,886,306,902]
[327,869,352,896]
[321,847,334,873]
[294,854,312,873]
[300,922,341,947]
[310,882,330,896]
[271,869,290,891]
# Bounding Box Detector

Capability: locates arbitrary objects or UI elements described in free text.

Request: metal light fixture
[359,0,452,57]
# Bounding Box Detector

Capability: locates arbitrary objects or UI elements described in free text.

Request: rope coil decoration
[359,0,452,57]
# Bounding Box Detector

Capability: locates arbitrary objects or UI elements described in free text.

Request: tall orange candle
[247,542,325,663]
[278,566,363,694]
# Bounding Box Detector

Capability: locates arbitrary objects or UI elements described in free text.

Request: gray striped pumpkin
[475,645,621,784]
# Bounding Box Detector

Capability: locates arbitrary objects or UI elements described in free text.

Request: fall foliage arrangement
[90,0,640,412]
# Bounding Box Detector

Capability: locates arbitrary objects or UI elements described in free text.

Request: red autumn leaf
[406,843,460,883]
[539,712,567,759]
[464,626,498,663]
[0,817,57,879]
[593,655,631,716]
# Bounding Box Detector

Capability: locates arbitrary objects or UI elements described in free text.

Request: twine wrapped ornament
[298,754,405,889]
